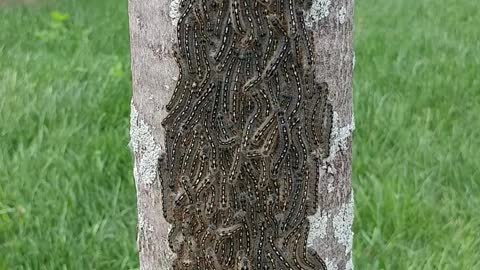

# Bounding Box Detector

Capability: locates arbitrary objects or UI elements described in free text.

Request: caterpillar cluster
[159,0,333,269]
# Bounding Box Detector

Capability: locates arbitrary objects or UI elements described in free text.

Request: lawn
[0,0,478,269]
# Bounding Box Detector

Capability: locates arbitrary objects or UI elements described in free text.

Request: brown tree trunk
[128,0,354,269]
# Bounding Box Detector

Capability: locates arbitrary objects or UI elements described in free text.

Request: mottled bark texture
[128,0,354,269]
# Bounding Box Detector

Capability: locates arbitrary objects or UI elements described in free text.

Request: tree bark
[128,0,354,269]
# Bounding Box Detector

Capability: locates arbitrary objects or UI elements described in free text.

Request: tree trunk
[128,0,354,269]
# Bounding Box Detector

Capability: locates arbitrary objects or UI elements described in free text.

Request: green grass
[353,0,480,269]
[0,0,478,269]
[0,1,136,269]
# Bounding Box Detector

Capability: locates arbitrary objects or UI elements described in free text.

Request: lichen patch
[305,0,332,28]
[129,103,162,187]
[169,0,182,26]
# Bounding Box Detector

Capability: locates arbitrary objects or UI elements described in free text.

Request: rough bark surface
[128,0,354,269]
